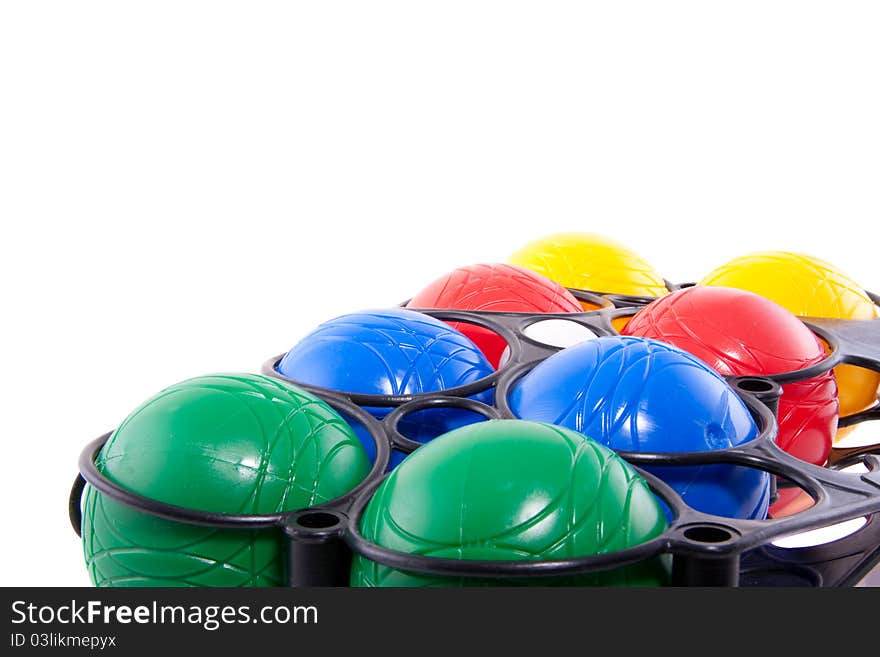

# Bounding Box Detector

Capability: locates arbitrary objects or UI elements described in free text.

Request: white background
[1,2,878,586]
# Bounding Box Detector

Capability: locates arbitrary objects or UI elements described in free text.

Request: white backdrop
[1,2,878,586]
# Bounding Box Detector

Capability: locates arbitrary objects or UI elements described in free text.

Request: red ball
[408,263,582,367]
[622,286,838,465]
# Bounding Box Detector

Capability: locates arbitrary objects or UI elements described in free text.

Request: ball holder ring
[69,291,880,587]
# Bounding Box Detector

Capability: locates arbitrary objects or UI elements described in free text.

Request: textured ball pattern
[700,251,879,419]
[509,232,668,298]
[277,309,494,452]
[82,374,371,587]
[701,252,876,319]
[509,337,770,519]
[623,286,838,465]
[407,263,582,367]
[350,420,670,587]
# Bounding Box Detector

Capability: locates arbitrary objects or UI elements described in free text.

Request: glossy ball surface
[623,286,838,465]
[509,232,668,297]
[351,420,669,587]
[701,251,879,420]
[277,309,494,457]
[509,337,770,519]
[407,263,582,367]
[82,374,370,587]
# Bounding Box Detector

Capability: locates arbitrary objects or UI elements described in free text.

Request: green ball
[351,420,670,586]
[82,373,370,587]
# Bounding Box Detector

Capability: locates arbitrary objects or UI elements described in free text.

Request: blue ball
[509,336,769,519]
[278,309,494,467]
[336,410,408,470]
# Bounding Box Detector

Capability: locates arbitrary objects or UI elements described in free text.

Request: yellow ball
[700,251,879,422]
[509,232,668,298]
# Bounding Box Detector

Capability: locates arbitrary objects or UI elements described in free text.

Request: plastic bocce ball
[82,373,370,587]
[701,251,879,421]
[407,263,582,367]
[277,309,494,457]
[623,286,838,465]
[509,232,668,298]
[509,336,770,519]
[350,420,670,587]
